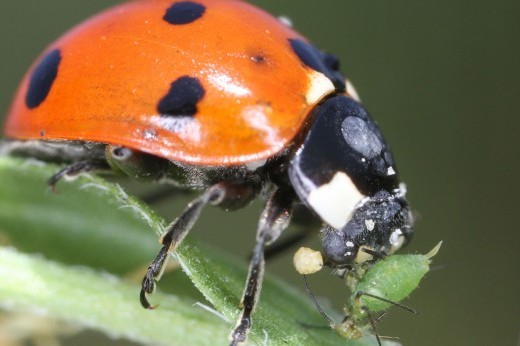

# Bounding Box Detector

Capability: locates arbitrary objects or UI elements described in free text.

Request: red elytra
[4,0,336,166]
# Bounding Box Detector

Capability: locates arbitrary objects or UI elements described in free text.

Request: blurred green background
[0,1,518,345]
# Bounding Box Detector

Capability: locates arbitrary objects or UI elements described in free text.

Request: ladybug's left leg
[140,181,259,309]
[1,140,112,188]
[47,160,110,188]
[230,188,294,346]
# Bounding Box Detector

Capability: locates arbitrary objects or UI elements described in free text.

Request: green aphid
[336,241,442,341]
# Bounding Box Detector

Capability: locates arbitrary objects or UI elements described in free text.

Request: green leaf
[0,246,229,345]
[0,156,386,345]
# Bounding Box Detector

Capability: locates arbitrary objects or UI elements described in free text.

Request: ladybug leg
[47,160,110,189]
[230,188,294,346]
[1,140,106,162]
[140,181,259,309]
[263,204,320,261]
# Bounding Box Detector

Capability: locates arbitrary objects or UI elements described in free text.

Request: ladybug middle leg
[262,204,320,261]
[140,181,260,309]
[230,188,294,346]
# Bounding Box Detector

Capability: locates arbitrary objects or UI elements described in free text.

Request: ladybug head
[320,189,413,267]
[288,95,414,268]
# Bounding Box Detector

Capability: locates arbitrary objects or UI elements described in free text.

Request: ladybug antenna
[361,247,387,260]
[302,275,336,326]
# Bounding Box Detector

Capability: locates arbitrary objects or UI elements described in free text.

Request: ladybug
[2,0,413,344]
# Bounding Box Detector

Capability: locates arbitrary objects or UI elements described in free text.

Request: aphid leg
[47,160,110,189]
[364,307,382,346]
[353,291,418,346]
[374,311,388,322]
[229,188,294,346]
[356,291,418,314]
[140,182,258,309]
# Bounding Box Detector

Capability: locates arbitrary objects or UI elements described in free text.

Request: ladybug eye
[321,226,357,266]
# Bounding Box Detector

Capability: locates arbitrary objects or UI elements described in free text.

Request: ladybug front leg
[230,188,294,346]
[47,160,111,189]
[262,204,321,261]
[140,181,259,309]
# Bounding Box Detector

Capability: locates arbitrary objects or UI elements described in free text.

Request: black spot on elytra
[157,76,205,117]
[289,39,323,74]
[163,1,205,25]
[25,49,61,109]
[288,38,345,92]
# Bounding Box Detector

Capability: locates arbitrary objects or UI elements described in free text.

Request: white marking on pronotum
[192,302,231,323]
[365,219,376,231]
[305,70,335,105]
[307,172,366,229]
[346,79,361,102]
[387,166,396,176]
